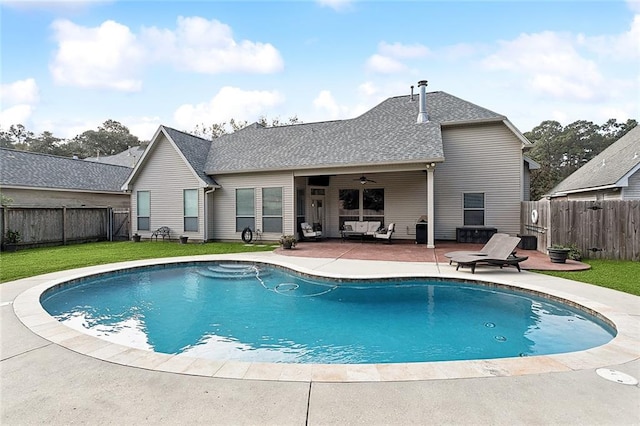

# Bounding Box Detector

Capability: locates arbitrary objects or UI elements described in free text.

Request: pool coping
[12,252,640,383]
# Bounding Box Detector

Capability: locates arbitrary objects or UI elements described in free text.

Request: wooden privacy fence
[521,200,640,261]
[1,206,131,250]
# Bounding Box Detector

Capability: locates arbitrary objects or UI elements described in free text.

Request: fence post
[62,206,67,245]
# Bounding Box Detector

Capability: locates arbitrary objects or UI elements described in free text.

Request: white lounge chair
[374,223,395,243]
[300,222,322,240]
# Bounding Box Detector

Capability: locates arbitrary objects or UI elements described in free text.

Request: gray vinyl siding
[323,172,427,239]
[211,172,294,241]
[435,123,523,239]
[131,134,205,240]
[622,170,640,200]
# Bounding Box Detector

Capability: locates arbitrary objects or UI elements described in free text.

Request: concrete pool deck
[2,252,639,424]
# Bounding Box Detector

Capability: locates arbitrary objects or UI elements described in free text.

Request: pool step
[196,264,270,280]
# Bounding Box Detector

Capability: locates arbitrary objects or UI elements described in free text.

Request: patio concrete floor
[1,249,638,425]
[278,239,591,271]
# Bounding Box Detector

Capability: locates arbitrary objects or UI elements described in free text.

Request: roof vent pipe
[417,80,429,123]
[410,85,415,101]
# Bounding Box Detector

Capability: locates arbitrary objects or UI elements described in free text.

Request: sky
[1,0,639,142]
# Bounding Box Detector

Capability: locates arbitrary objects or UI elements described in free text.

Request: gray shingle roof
[161,127,219,186]
[0,148,131,192]
[85,146,145,168]
[550,126,640,195]
[204,91,505,174]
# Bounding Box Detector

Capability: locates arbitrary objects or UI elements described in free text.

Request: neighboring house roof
[121,126,218,190]
[85,146,146,168]
[549,126,640,196]
[0,148,131,193]
[204,91,511,174]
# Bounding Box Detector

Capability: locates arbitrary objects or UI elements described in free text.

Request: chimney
[416,80,428,123]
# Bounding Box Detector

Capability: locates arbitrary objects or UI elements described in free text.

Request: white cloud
[378,41,429,58]
[365,41,428,74]
[0,79,39,127]
[142,16,284,74]
[358,81,378,97]
[316,0,354,12]
[580,14,640,60]
[312,89,368,120]
[1,78,39,105]
[0,105,33,127]
[173,86,284,131]
[366,54,407,74]
[50,19,144,91]
[127,116,162,141]
[627,0,640,13]
[482,31,604,101]
[48,16,284,92]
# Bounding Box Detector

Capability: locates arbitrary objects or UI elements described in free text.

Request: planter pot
[282,242,293,249]
[180,236,189,244]
[132,235,141,242]
[548,247,570,264]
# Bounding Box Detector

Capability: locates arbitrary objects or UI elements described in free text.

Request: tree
[0,124,34,150]
[526,118,637,200]
[192,115,302,140]
[66,120,140,158]
[28,131,64,156]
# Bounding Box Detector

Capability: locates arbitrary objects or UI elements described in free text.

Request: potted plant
[547,245,571,263]
[132,233,141,242]
[279,235,297,249]
[4,229,21,252]
[179,235,189,244]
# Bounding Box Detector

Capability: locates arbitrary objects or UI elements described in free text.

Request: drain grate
[596,368,639,385]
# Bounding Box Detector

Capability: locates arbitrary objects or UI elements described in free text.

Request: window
[262,187,283,233]
[363,188,384,222]
[183,189,198,232]
[137,191,150,231]
[463,193,485,225]
[338,189,360,228]
[236,188,255,232]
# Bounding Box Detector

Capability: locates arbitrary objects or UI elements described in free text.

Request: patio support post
[426,164,435,248]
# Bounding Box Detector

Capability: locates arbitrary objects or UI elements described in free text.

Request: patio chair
[374,223,395,243]
[449,236,525,274]
[300,222,322,240]
[444,233,510,265]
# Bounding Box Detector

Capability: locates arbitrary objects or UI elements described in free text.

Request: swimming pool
[40,261,615,364]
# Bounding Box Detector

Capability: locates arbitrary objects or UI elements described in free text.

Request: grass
[0,240,276,283]
[536,259,640,296]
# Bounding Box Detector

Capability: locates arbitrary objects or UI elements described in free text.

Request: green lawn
[535,259,640,296]
[2,243,639,297]
[0,241,276,283]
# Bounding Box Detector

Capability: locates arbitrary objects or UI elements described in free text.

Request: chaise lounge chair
[300,222,322,240]
[449,236,528,273]
[374,223,395,243]
[444,233,510,265]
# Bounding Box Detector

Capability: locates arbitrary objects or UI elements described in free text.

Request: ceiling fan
[355,175,377,185]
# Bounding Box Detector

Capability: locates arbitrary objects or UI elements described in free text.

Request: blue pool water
[41,262,616,364]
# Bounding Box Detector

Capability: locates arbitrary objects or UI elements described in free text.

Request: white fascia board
[120,125,163,190]
[2,185,128,195]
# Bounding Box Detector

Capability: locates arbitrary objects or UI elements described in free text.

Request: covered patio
[276,239,590,271]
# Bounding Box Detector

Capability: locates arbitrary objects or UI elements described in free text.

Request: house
[0,148,131,209]
[548,126,640,200]
[122,82,534,247]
